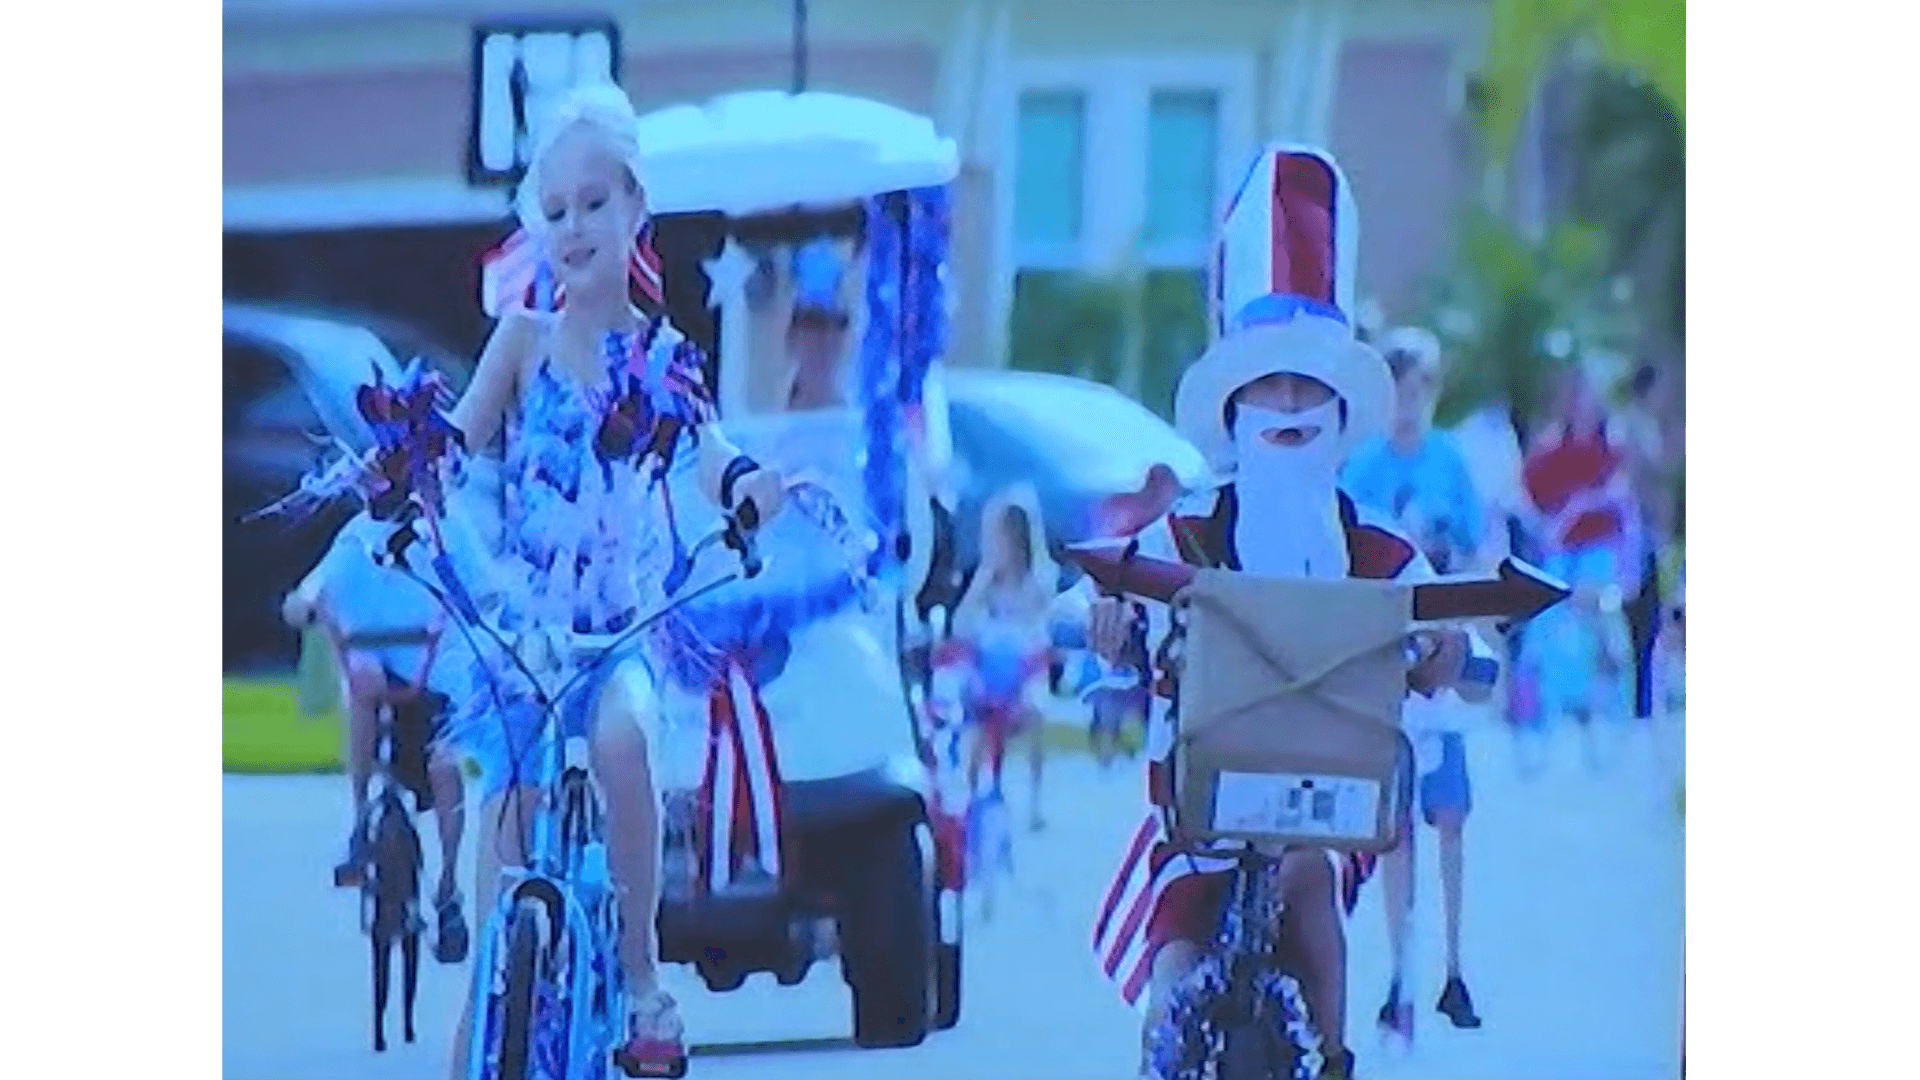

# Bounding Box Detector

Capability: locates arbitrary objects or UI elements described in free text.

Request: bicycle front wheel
[495,897,545,1080]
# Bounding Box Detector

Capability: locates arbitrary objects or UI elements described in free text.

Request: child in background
[1516,364,1638,768]
[951,486,1058,833]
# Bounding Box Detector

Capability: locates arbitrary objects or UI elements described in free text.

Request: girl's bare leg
[342,657,384,822]
[590,664,667,1001]
[448,784,537,1080]
[965,721,986,796]
[1027,710,1046,831]
[1383,827,1416,1000]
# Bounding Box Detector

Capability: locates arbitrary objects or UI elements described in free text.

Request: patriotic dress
[1091,487,1429,1007]
[442,316,788,896]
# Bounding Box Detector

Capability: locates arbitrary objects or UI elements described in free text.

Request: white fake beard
[1231,401,1350,580]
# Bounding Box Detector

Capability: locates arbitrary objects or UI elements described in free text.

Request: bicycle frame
[450,576,738,1080]
[464,728,624,1080]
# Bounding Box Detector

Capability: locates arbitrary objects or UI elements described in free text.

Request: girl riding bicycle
[1084,147,1494,1080]
[433,84,788,1079]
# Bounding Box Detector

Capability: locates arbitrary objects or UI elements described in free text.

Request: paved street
[224,711,1683,1080]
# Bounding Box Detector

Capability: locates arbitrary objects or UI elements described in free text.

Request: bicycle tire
[496,898,544,1080]
[1217,1022,1271,1080]
[1150,957,1323,1080]
[1217,1019,1301,1080]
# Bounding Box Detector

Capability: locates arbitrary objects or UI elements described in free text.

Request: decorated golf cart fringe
[858,185,950,582]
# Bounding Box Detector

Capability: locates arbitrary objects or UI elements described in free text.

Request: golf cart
[634,90,964,1048]
[636,92,1217,1052]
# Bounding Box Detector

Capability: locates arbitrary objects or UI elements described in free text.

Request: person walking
[1343,326,1488,1036]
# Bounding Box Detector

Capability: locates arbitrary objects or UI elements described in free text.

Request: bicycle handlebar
[1060,546,1194,604]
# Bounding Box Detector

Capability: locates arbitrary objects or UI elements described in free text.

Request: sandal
[434,892,470,964]
[612,988,687,1078]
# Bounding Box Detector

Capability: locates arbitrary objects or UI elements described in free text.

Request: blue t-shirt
[1342,432,1484,575]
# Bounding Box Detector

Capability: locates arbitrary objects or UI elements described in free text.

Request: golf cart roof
[636,91,959,217]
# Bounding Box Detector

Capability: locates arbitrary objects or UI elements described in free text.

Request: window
[1007,270,1125,384]
[1139,268,1209,418]
[1145,91,1221,254]
[996,58,1249,416]
[1009,91,1099,380]
[1139,92,1219,416]
[1012,91,1088,260]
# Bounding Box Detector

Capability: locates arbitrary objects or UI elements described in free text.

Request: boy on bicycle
[282,510,472,963]
[1086,147,1495,1080]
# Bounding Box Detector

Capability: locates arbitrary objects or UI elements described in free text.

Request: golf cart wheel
[932,940,961,1030]
[495,898,545,1080]
[840,824,934,1048]
[696,959,747,992]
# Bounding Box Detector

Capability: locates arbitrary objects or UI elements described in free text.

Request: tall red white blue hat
[1175,144,1392,476]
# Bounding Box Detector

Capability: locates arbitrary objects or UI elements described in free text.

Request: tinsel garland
[666,185,950,688]
[858,185,950,581]
[1144,863,1325,1080]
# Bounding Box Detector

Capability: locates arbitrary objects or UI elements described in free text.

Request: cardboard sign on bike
[1171,568,1412,853]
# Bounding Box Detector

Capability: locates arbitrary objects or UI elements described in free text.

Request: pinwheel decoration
[592,326,660,471]
[354,358,467,521]
[239,435,375,526]
[590,325,704,594]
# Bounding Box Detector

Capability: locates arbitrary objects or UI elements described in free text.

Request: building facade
[225,0,1489,414]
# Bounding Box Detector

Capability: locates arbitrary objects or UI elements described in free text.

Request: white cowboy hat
[1177,144,1390,475]
[1175,301,1392,476]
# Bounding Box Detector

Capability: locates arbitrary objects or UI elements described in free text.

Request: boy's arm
[1400,547,1499,703]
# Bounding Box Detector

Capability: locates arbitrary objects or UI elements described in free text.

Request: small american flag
[630,220,665,305]
[480,228,547,318]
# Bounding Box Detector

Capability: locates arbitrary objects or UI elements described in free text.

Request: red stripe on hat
[1269,153,1337,306]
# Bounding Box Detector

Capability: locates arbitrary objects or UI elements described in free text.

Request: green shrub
[223,678,342,774]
